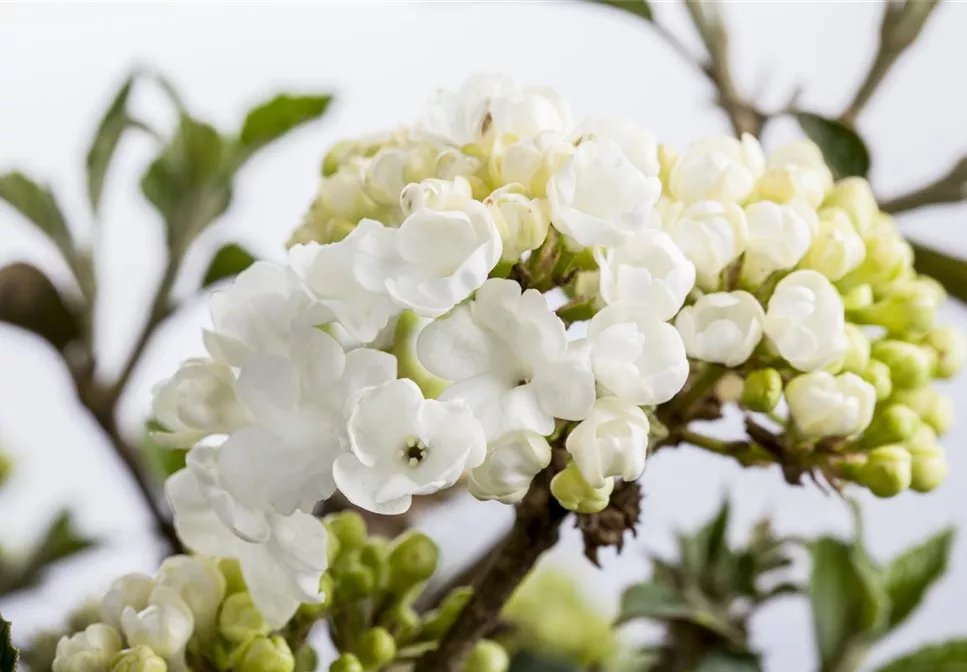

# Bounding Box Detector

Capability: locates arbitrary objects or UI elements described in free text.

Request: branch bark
[880,156,967,214]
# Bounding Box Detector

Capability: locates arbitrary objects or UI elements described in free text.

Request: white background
[1,2,966,670]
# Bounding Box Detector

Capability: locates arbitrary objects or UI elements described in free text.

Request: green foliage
[588,0,654,23]
[694,651,761,672]
[796,112,871,179]
[883,528,955,630]
[86,74,138,213]
[143,420,188,482]
[238,94,333,158]
[619,582,696,623]
[0,510,96,596]
[911,243,967,305]
[874,639,967,672]
[203,243,257,288]
[0,172,73,260]
[508,650,578,672]
[0,613,17,672]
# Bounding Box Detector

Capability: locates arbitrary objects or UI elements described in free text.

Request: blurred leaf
[0,510,96,596]
[589,0,654,23]
[618,582,696,623]
[695,651,761,672]
[809,537,889,669]
[883,528,954,631]
[874,639,967,672]
[143,419,188,481]
[237,93,333,159]
[0,172,72,256]
[202,243,256,288]
[911,243,967,305]
[796,112,870,179]
[0,263,80,349]
[293,644,318,672]
[0,613,16,672]
[703,500,731,569]
[509,651,578,672]
[86,74,136,213]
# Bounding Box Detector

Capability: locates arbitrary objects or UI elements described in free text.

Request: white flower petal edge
[785,371,876,438]
[574,117,660,178]
[566,397,650,489]
[120,585,194,672]
[664,200,747,290]
[669,133,764,204]
[742,199,817,281]
[156,555,226,639]
[101,573,157,630]
[676,291,765,367]
[468,431,552,504]
[764,269,848,371]
[52,624,123,672]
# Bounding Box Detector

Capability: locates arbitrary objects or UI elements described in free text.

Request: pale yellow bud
[823,177,877,234]
[859,445,912,498]
[922,325,966,379]
[550,461,613,514]
[484,185,550,262]
[841,324,871,374]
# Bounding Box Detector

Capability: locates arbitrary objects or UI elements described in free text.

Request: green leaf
[143,420,188,480]
[911,243,967,305]
[238,93,333,159]
[809,537,890,668]
[86,75,135,213]
[33,510,97,569]
[202,243,256,288]
[883,528,954,630]
[509,651,578,672]
[0,172,72,255]
[874,639,967,672]
[619,582,696,623]
[0,612,17,672]
[796,112,871,179]
[589,0,654,23]
[695,651,761,672]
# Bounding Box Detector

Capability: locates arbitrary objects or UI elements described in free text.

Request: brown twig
[880,155,967,214]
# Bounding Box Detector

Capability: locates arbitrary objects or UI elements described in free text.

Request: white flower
[203,262,312,367]
[594,228,696,320]
[587,303,689,405]
[417,278,596,441]
[664,201,747,289]
[800,208,867,281]
[362,143,438,207]
[101,574,157,630]
[566,397,650,488]
[489,131,573,197]
[765,270,848,371]
[352,194,502,318]
[785,371,876,438]
[156,555,227,639]
[574,117,660,178]
[484,184,550,262]
[291,221,401,345]
[120,586,194,671]
[742,199,817,279]
[53,624,122,672]
[166,454,328,629]
[151,359,250,448]
[399,176,474,217]
[468,431,551,504]
[757,139,833,208]
[668,133,764,204]
[675,291,765,367]
[334,379,486,514]
[420,73,571,148]
[548,138,662,247]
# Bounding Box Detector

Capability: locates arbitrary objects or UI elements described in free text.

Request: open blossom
[120,586,194,672]
[574,117,660,178]
[587,303,689,405]
[765,270,848,371]
[468,431,552,504]
[547,137,662,247]
[742,199,817,278]
[664,200,747,289]
[334,379,486,515]
[489,131,573,197]
[566,397,650,488]
[676,291,765,367]
[152,359,250,448]
[785,371,876,438]
[156,555,226,639]
[417,278,595,441]
[668,133,764,204]
[594,228,695,321]
[53,624,123,672]
[101,573,157,630]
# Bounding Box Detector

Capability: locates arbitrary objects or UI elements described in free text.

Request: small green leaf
[86,75,135,213]
[911,243,967,305]
[34,510,97,568]
[695,651,761,672]
[589,0,654,23]
[618,582,696,623]
[238,93,333,158]
[202,243,256,288]
[0,172,72,255]
[883,528,954,630]
[509,650,579,672]
[874,639,967,672]
[143,420,188,480]
[796,112,871,179]
[0,612,17,672]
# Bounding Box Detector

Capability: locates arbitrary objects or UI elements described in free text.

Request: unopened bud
[914,275,947,307]
[294,645,318,672]
[841,324,871,374]
[892,387,953,435]
[922,325,966,379]
[421,587,472,641]
[335,562,378,602]
[466,640,510,672]
[218,592,269,644]
[842,284,874,311]
[359,538,389,594]
[908,441,948,493]
[861,359,893,400]
[356,627,396,669]
[823,178,877,233]
[219,558,246,595]
[740,368,783,413]
[236,636,294,672]
[860,403,919,448]
[859,445,912,498]
[330,653,364,672]
[851,282,935,337]
[870,340,933,390]
[324,511,368,554]
[550,460,614,514]
[801,208,866,280]
[485,185,550,262]
[110,646,167,672]
[388,532,439,595]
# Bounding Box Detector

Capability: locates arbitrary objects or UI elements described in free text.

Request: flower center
[400,436,428,467]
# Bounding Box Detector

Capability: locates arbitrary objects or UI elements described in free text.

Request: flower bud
[485,185,550,262]
[823,177,877,234]
[357,627,397,669]
[765,270,848,372]
[156,555,226,640]
[922,325,966,379]
[870,340,933,390]
[469,432,551,504]
[740,368,783,413]
[489,132,573,197]
[399,176,474,216]
[388,532,440,595]
[120,586,193,665]
[236,636,294,672]
[668,133,764,204]
[466,640,511,672]
[800,208,866,281]
[218,592,269,644]
[219,558,247,595]
[840,324,871,374]
[861,359,893,400]
[359,538,390,593]
[839,229,912,291]
[850,282,935,337]
[101,574,157,630]
[892,387,954,435]
[859,445,912,498]
[860,403,920,448]
[330,653,364,672]
[842,284,874,311]
[110,646,167,672]
[914,275,947,307]
[758,139,833,207]
[676,291,764,367]
[785,371,876,439]
[908,441,948,493]
[741,199,817,281]
[665,201,747,289]
[420,587,473,641]
[566,397,651,488]
[334,562,378,602]
[550,460,614,514]
[53,624,123,672]
[324,511,368,554]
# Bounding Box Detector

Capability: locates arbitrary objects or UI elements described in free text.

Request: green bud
[393,310,448,399]
[324,511,368,554]
[335,563,378,602]
[356,627,397,669]
[237,635,295,672]
[859,445,912,498]
[740,368,783,413]
[111,646,167,672]
[922,325,966,379]
[892,387,953,435]
[841,324,871,373]
[908,441,948,493]
[550,461,614,514]
[381,602,421,643]
[842,284,874,311]
[850,282,935,336]
[870,340,933,390]
[915,275,947,307]
[359,538,390,593]
[465,640,510,672]
[219,558,247,595]
[861,403,919,448]
[330,653,364,672]
[294,645,318,672]
[218,591,270,643]
[323,140,359,177]
[421,587,473,641]
[839,230,911,292]
[861,359,893,400]
[823,177,877,233]
[388,532,439,595]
